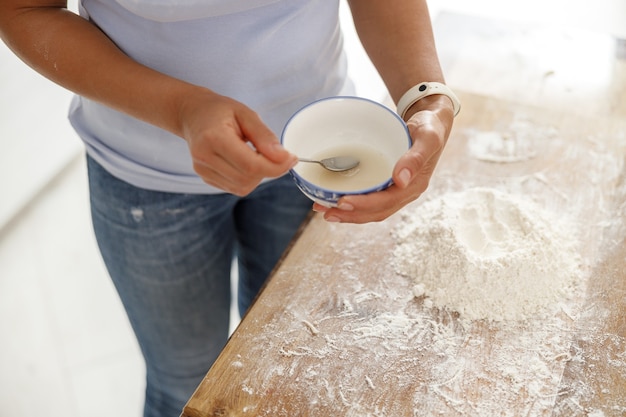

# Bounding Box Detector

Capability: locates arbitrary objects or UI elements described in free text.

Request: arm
[0,0,296,195]
[315,0,456,223]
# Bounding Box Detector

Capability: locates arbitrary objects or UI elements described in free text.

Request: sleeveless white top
[69,0,352,193]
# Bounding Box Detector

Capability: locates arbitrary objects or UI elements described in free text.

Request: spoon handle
[297,158,322,165]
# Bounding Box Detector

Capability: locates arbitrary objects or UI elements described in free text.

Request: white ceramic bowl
[281,96,411,207]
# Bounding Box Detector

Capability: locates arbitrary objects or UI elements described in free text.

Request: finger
[320,187,406,224]
[312,202,330,213]
[189,128,271,195]
[217,137,296,180]
[321,169,433,224]
[193,126,295,186]
[193,154,261,196]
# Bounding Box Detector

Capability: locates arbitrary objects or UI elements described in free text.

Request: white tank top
[69,0,352,193]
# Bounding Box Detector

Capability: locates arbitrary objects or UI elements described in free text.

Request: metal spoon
[298,155,360,172]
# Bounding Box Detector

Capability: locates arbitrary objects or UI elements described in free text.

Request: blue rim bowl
[281,96,411,207]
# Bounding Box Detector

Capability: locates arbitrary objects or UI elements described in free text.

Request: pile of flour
[393,187,583,322]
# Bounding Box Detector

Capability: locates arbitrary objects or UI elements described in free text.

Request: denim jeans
[86,155,312,417]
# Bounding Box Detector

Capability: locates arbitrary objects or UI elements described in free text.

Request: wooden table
[182,13,626,417]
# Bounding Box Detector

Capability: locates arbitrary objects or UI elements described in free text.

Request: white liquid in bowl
[296,144,393,192]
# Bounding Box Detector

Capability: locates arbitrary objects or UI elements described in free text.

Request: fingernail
[398,168,411,187]
[325,215,341,223]
[338,201,354,211]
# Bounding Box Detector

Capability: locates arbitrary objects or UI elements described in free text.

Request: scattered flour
[393,187,584,322]
[467,119,557,163]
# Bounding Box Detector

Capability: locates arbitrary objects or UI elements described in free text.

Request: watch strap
[396,82,461,119]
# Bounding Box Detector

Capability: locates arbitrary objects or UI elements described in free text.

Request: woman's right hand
[177,90,297,196]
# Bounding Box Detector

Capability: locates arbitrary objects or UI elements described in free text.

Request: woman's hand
[176,90,298,196]
[313,96,453,223]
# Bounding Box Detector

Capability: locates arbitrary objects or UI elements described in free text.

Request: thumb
[393,119,446,189]
[392,151,426,189]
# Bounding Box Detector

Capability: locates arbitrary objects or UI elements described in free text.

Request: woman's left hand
[313,98,453,224]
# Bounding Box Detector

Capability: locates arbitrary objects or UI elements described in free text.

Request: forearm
[347,0,451,118]
[0,1,200,138]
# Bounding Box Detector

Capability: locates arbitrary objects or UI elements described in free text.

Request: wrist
[172,84,221,139]
[402,95,454,122]
[396,82,461,122]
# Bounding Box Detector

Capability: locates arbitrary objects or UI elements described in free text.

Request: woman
[0,1,457,416]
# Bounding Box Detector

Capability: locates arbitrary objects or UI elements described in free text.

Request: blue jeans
[86,155,312,417]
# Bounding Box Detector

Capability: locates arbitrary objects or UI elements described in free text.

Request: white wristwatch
[396,82,461,119]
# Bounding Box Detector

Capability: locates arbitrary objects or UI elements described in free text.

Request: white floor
[1,2,624,416]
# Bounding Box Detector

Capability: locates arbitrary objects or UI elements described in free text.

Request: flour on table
[393,187,583,322]
[467,119,557,163]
